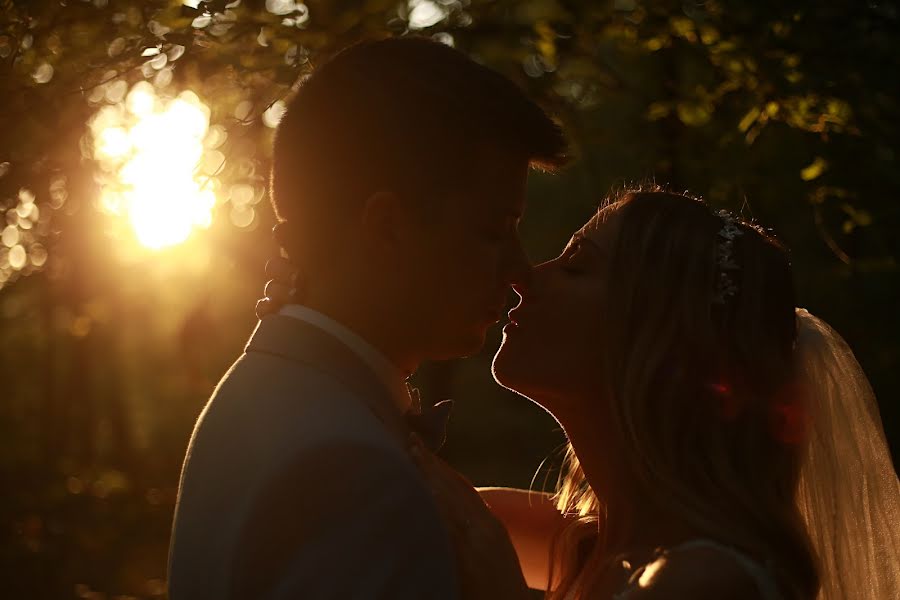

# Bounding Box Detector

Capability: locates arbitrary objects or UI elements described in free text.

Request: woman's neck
[556,406,703,557]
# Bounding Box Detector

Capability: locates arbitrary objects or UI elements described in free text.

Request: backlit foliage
[0,1,897,597]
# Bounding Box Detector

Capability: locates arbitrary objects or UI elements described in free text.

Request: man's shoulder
[257,440,425,506]
[179,348,409,496]
[170,346,445,600]
[207,350,392,442]
[215,347,357,401]
[226,443,456,599]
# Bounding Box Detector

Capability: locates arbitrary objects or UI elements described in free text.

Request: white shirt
[278,304,413,413]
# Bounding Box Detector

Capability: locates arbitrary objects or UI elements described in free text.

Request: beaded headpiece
[712,210,743,304]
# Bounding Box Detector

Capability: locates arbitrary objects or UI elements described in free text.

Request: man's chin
[431,329,488,361]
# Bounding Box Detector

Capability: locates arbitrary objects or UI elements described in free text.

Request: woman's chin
[491,336,529,392]
[493,335,569,415]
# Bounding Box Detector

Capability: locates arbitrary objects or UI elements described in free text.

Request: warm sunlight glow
[91,82,218,250]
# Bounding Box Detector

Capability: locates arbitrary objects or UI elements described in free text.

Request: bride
[259,188,900,599]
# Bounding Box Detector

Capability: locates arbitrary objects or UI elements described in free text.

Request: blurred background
[1,0,897,597]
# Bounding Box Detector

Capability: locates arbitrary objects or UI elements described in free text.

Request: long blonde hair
[547,190,819,599]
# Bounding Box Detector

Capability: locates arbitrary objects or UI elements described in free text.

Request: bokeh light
[408,0,447,29]
[90,82,219,250]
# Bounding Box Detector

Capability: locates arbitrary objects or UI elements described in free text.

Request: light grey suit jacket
[167,315,460,599]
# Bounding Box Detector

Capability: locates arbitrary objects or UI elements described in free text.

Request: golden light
[90,82,219,250]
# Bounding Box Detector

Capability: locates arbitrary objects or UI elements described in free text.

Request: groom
[167,37,566,599]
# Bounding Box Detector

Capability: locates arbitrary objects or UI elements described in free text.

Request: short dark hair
[271,36,567,225]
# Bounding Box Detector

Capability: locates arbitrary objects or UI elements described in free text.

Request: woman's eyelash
[558,242,580,269]
[559,239,593,273]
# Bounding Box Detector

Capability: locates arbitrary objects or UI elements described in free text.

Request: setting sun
[90,82,219,250]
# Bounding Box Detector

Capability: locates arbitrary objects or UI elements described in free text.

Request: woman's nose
[511,260,551,302]
[517,259,557,301]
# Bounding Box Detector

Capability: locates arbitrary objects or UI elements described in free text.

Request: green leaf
[676,102,712,126]
[738,107,760,132]
[800,157,828,181]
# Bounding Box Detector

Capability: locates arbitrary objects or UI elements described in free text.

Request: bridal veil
[794,309,900,599]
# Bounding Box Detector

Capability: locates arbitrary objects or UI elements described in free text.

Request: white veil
[794,309,900,600]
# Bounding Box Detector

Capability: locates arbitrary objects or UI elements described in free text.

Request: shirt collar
[278,304,412,413]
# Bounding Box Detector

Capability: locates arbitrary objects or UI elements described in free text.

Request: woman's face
[492,205,621,413]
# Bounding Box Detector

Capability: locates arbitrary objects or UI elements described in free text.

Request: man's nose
[505,237,533,292]
[510,281,530,304]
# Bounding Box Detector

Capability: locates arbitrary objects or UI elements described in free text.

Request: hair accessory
[712,210,743,304]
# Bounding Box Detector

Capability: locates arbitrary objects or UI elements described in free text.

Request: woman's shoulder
[613,540,775,600]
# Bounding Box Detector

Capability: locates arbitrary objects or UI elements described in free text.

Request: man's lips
[487,310,502,323]
[488,299,513,323]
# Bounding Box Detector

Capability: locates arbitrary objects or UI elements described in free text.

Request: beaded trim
[712,210,743,304]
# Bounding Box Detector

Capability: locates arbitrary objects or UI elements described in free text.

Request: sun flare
[91,82,219,250]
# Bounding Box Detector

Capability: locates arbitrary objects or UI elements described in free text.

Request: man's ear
[360,190,413,249]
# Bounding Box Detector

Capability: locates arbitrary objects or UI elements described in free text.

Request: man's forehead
[473,187,525,218]
[471,140,526,166]
[463,143,528,211]
[469,141,530,180]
